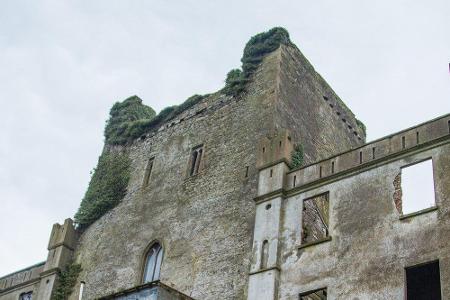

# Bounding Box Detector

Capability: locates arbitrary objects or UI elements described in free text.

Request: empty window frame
[302,192,329,244]
[142,157,155,187]
[143,242,164,283]
[401,159,436,215]
[300,288,327,300]
[189,145,204,176]
[19,292,33,300]
[406,260,441,300]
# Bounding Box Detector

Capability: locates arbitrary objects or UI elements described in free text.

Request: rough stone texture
[393,172,402,214]
[275,45,364,165]
[278,141,450,299]
[302,193,329,244]
[66,44,363,300]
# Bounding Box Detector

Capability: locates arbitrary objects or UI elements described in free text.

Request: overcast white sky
[0,0,449,276]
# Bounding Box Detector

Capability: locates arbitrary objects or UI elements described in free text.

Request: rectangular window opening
[406,260,441,300]
[302,192,329,245]
[400,159,435,215]
[189,145,204,176]
[142,157,155,188]
[402,136,406,149]
[270,169,273,177]
[245,166,249,178]
[331,161,335,174]
[416,132,420,144]
[319,166,322,178]
[372,147,376,159]
[293,175,297,187]
[359,151,363,164]
[300,288,327,300]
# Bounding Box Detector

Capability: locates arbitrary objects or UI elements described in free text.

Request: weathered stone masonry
[2,36,449,300]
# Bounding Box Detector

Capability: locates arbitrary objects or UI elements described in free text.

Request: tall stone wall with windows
[66,44,364,300]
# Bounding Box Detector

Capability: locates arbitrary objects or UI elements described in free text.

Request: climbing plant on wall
[74,151,131,228]
[52,263,82,300]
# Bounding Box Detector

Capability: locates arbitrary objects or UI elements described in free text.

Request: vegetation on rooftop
[223,27,293,96]
[52,263,82,300]
[105,94,208,145]
[74,151,131,228]
[355,119,367,136]
[290,144,304,169]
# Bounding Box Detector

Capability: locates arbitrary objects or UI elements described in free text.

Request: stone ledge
[399,206,439,220]
[248,266,280,276]
[297,236,332,250]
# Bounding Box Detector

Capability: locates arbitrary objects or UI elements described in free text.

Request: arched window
[143,242,163,283]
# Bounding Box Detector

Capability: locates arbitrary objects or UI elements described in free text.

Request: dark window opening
[416,132,420,144]
[19,292,33,300]
[261,240,269,269]
[302,192,329,244]
[189,145,203,176]
[270,169,273,177]
[142,157,155,187]
[300,287,327,300]
[293,175,297,187]
[372,147,376,159]
[406,260,441,300]
[319,166,322,178]
[402,136,406,149]
[245,166,249,178]
[359,151,363,164]
[265,203,271,210]
[331,161,335,174]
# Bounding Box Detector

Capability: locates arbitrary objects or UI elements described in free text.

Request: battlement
[286,114,450,191]
[0,262,44,292]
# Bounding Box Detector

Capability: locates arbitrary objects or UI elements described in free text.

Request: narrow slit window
[406,261,441,300]
[245,166,249,178]
[372,147,376,159]
[302,192,329,244]
[142,157,155,187]
[402,136,406,149]
[300,288,327,300]
[319,166,322,178]
[270,169,273,177]
[359,151,363,164]
[260,240,269,269]
[400,159,435,215]
[189,145,204,176]
[293,175,297,187]
[416,132,420,144]
[331,161,335,174]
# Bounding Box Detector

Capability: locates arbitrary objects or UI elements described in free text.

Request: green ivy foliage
[291,144,304,169]
[104,96,156,145]
[355,118,367,136]
[105,94,208,145]
[52,263,82,300]
[223,27,293,96]
[74,151,131,228]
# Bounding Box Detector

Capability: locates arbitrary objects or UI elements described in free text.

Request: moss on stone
[105,94,208,145]
[356,118,366,136]
[52,263,82,300]
[223,27,293,96]
[74,151,131,228]
[291,144,304,169]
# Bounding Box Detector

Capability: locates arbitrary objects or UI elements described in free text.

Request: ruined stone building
[1,28,449,300]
